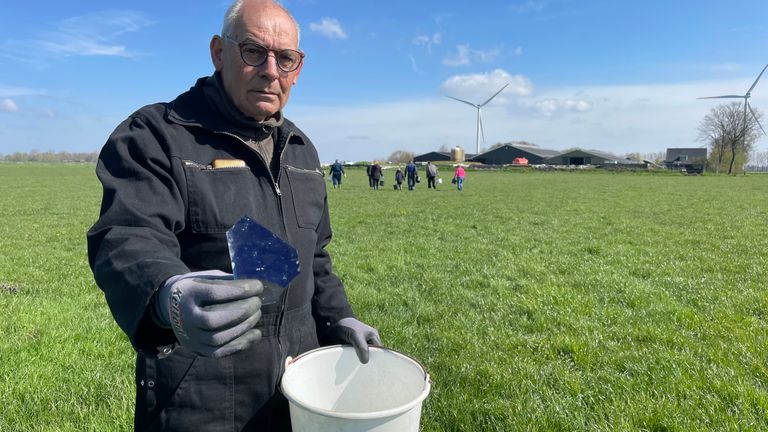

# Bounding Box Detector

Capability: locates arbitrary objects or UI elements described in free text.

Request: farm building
[545,148,637,166]
[665,148,707,173]
[413,151,451,162]
[470,143,561,165]
[413,151,477,163]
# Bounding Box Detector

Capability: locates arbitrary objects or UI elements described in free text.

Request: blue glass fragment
[226,216,300,304]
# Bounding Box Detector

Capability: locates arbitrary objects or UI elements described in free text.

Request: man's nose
[257,53,280,80]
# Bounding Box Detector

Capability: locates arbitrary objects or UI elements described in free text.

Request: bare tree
[748,149,768,171]
[437,144,450,153]
[386,150,415,164]
[698,101,764,175]
[480,142,504,153]
[643,151,665,164]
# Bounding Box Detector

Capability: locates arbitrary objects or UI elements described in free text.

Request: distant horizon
[0,141,724,165]
[2,1,767,161]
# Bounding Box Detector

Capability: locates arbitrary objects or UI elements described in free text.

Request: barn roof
[473,143,561,159]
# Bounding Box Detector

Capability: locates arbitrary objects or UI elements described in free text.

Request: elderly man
[86,1,381,430]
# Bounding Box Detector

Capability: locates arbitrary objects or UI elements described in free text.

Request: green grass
[2,164,768,431]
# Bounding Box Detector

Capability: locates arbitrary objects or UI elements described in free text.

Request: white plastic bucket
[281,345,431,432]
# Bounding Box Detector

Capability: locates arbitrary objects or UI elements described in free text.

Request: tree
[481,142,505,153]
[643,151,665,164]
[748,149,768,171]
[698,101,764,175]
[386,150,415,164]
[0,150,99,163]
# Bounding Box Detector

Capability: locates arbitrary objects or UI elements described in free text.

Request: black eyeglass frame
[221,35,304,72]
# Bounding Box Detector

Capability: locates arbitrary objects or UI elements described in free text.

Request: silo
[451,146,465,162]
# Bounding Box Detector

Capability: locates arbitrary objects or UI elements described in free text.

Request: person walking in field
[454,164,466,191]
[329,159,345,189]
[426,161,438,189]
[394,167,404,191]
[86,1,380,430]
[366,162,374,188]
[370,161,382,190]
[405,160,418,191]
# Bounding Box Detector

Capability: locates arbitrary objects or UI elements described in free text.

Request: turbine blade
[697,95,744,99]
[479,83,510,107]
[479,109,486,143]
[748,102,767,136]
[747,63,768,94]
[446,95,479,108]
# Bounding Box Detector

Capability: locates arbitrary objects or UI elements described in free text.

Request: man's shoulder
[280,117,315,147]
[128,102,170,123]
[280,117,322,168]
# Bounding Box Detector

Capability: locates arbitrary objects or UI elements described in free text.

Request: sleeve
[311,195,355,343]
[87,113,190,354]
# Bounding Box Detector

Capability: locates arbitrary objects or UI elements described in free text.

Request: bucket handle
[285,345,430,383]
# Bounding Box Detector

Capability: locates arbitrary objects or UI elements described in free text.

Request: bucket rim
[281,345,431,420]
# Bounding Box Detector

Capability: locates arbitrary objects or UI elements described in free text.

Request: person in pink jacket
[453,165,466,191]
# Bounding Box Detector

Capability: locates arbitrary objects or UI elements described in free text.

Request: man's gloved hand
[154,270,263,358]
[328,317,382,364]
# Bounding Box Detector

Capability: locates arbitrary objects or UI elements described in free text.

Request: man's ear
[291,60,304,85]
[210,36,224,71]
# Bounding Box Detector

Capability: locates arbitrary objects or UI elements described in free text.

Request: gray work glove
[328,317,382,364]
[154,270,263,358]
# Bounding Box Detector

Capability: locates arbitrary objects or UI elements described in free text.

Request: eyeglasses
[221,35,304,72]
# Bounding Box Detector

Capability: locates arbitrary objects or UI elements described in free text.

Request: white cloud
[532,98,592,116]
[413,35,430,45]
[510,0,549,13]
[0,10,152,66]
[412,32,442,54]
[443,44,470,66]
[0,86,46,98]
[443,44,503,66]
[59,10,152,39]
[441,69,534,101]
[711,63,743,73]
[408,54,424,75]
[474,48,501,63]
[42,39,129,57]
[309,18,348,39]
[1,98,19,112]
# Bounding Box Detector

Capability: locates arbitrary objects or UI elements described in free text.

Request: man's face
[210,2,302,121]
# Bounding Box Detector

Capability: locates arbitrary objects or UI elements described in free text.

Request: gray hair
[222,0,301,46]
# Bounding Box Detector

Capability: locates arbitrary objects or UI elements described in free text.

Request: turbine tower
[698,63,768,136]
[447,83,509,154]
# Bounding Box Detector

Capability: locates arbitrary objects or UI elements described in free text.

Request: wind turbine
[446,83,509,154]
[698,63,767,136]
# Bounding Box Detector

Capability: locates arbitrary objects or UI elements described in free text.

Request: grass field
[1,163,767,431]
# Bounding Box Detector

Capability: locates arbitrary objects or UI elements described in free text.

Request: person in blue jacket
[405,160,418,191]
[329,159,345,188]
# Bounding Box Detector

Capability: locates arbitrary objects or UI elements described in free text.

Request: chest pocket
[182,160,273,233]
[284,165,325,230]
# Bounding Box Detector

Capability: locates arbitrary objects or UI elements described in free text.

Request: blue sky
[1,0,767,162]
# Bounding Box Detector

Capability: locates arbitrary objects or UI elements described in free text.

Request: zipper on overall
[214,129,295,384]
